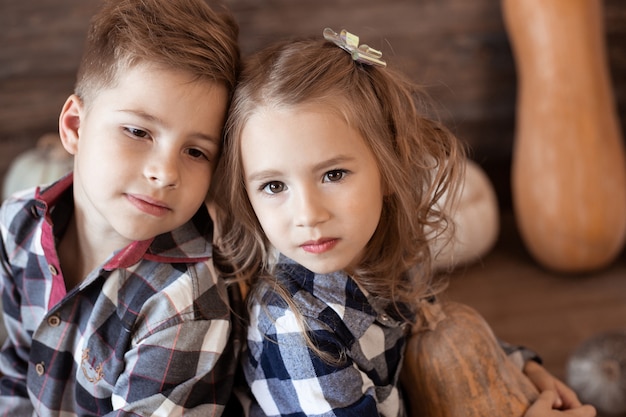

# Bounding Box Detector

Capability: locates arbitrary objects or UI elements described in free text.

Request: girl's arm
[498,339,584,410]
[524,390,596,417]
[523,360,584,410]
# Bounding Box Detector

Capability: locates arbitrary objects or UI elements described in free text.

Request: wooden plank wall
[1,0,625,205]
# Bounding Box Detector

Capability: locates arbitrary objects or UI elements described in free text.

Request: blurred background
[1,0,626,414]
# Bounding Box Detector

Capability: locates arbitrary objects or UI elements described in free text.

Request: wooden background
[1,0,625,206]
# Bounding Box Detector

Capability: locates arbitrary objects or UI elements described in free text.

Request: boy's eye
[187,148,208,160]
[324,169,347,182]
[261,181,285,195]
[126,127,149,138]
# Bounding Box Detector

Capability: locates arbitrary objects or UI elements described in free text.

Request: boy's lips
[126,194,171,217]
[300,238,339,254]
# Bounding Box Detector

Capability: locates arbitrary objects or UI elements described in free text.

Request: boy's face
[60,63,228,244]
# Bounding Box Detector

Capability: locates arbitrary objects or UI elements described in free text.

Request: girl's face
[240,104,384,274]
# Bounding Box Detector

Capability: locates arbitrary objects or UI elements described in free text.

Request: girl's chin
[297,259,350,275]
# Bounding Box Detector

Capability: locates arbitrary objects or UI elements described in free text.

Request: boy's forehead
[104,61,226,97]
[108,58,225,88]
[88,64,229,136]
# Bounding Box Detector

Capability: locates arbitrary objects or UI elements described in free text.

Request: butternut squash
[401,299,538,417]
[502,0,626,272]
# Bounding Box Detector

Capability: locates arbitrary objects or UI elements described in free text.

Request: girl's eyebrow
[315,155,354,170]
[246,169,281,183]
[246,155,356,183]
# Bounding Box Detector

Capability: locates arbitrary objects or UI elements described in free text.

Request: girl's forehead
[238,101,375,170]
[247,99,355,127]
[240,107,371,167]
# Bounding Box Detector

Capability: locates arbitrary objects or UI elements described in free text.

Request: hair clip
[323,27,386,68]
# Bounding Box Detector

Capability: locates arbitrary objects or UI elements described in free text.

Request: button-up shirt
[0,175,239,416]
[238,255,538,417]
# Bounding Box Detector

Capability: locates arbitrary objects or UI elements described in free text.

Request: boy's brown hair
[75,0,240,105]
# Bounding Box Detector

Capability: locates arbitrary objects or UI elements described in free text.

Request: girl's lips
[126,194,171,217]
[300,238,339,254]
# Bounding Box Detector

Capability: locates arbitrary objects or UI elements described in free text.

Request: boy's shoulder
[147,203,214,261]
[1,173,72,229]
[0,185,43,232]
[1,184,40,209]
[0,179,74,275]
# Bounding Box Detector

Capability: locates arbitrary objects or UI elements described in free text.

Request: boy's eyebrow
[119,109,221,144]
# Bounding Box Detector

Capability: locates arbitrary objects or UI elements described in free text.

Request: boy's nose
[145,152,179,188]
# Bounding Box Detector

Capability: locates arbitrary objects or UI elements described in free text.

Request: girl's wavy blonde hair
[212,35,465,320]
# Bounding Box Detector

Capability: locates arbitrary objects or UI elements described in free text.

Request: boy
[0,0,240,415]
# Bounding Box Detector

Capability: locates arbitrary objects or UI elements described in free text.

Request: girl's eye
[324,169,347,182]
[261,181,285,195]
[187,148,209,161]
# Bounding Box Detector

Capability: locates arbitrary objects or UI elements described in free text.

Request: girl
[212,29,595,417]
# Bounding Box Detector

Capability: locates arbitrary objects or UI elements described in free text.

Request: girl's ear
[381,177,393,197]
[58,94,84,156]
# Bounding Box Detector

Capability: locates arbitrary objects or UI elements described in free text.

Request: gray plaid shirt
[0,175,239,416]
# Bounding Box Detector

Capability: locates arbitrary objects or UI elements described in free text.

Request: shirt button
[47,315,61,327]
[48,265,58,276]
[35,362,45,376]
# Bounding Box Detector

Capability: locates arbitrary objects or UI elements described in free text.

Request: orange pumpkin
[502,0,626,272]
[401,299,539,417]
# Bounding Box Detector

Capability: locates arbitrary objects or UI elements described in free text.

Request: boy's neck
[57,210,129,291]
[58,216,89,291]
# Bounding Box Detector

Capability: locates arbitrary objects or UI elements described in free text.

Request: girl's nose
[294,187,330,227]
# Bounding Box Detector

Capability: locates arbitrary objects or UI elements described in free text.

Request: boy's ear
[58,94,84,155]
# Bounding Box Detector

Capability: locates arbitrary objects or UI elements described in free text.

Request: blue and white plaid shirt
[238,255,538,417]
[0,174,239,417]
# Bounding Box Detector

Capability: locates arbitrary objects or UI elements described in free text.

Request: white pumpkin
[566,331,626,415]
[431,159,500,271]
[2,133,73,201]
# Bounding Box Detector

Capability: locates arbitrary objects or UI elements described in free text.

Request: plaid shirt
[0,175,239,417]
[238,255,539,417]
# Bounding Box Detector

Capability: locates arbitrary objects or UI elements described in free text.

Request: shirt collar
[35,173,213,270]
[104,199,214,270]
[34,171,74,207]
[275,253,413,326]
